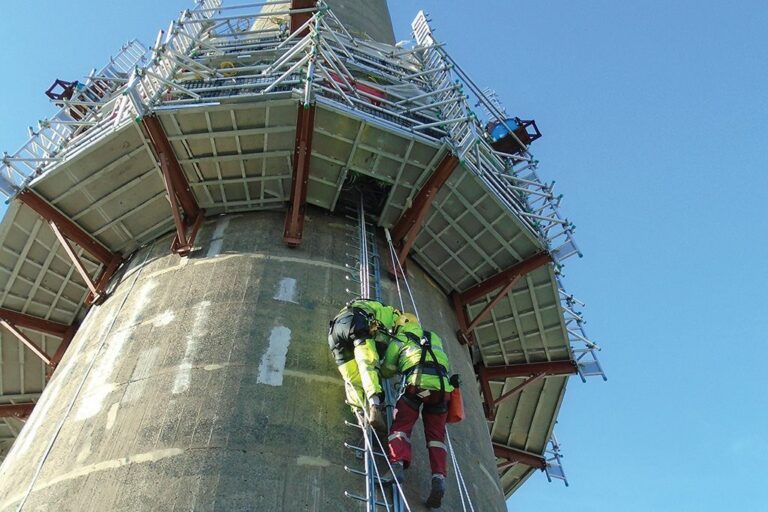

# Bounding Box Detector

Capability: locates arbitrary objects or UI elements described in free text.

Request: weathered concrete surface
[0,210,504,511]
[254,0,396,45]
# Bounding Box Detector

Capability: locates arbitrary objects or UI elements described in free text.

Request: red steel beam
[50,221,99,296]
[284,104,316,247]
[457,251,552,306]
[478,360,578,380]
[87,254,123,305]
[450,291,474,345]
[0,320,53,366]
[391,153,459,265]
[142,114,204,255]
[290,0,316,36]
[47,324,79,378]
[477,361,577,420]
[489,372,545,411]
[453,252,551,344]
[0,309,69,337]
[492,443,546,470]
[465,277,518,332]
[0,403,35,420]
[17,190,115,267]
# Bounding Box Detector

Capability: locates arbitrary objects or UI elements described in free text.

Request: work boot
[380,461,404,486]
[425,475,446,509]
[368,403,387,432]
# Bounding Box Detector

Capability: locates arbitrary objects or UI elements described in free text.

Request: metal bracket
[284,104,316,246]
[477,360,577,420]
[142,114,204,256]
[390,153,459,267]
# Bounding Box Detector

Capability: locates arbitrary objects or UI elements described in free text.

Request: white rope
[383,228,405,312]
[16,242,156,511]
[383,232,419,321]
[447,430,475,512]
[365,412,413,512]
[384,233,478,511]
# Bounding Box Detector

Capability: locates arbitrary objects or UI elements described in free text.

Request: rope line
[383,233,477,511]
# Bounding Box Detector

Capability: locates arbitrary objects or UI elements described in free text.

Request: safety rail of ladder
[0,40,148,198]
[410,11,581,263]
[544,432,569,486]
[556,279,607,382]
[339,195,406,511]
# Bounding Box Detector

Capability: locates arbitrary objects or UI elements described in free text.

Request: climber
[380,313,454,509]
[327,298,400,431]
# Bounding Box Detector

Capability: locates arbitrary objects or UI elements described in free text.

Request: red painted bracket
[0,403,36,420]
[492,443,546,470]
[284,104,316,247]
[477,360,578,420]
[0,319,53,366]
[391,153,459,268]
[142,114,204,256]
[290,0,316,36]
[452,251,552,345]
[0,309,75,375]
[17,190,122,303]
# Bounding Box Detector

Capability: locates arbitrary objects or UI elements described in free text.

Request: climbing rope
[383,230,477,511]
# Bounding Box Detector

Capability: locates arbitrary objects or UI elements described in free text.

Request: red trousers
[387,388,449,476]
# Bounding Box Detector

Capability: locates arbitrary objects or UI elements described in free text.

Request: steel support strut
[0,320,53,366]
[142,114,204,256]
[477,360,578,420]
[452,251,552,344]
[284,104,316,246]
[0,403,36,420]
[17,190,122,304]
[391,153,459,267]
[0,309,75,375]
[492,443,546,470]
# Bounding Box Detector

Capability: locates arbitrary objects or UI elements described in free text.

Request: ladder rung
[344,492,367,503]
[344,465,366,476]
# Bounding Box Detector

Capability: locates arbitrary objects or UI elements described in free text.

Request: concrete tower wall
[254,0,396,45]
[0,211,506,511]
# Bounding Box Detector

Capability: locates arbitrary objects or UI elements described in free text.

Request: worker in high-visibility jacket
[380,313,453,509]
[327,298,400,431]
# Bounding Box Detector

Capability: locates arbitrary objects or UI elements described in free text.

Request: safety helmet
[395,312,418,328]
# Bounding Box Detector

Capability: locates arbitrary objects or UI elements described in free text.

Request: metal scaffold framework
[0,0,605,500]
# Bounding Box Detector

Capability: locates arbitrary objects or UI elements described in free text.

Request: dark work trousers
[387,387,449,476]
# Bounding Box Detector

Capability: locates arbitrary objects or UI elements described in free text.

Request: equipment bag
[446,387,464,423]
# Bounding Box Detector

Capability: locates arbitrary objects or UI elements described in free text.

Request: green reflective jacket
[381,322,454,392]
[347,299,400,331]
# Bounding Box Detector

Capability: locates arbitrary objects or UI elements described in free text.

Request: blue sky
[2,1,768,510]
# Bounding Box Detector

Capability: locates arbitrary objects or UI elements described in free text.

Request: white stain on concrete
[152,310,175,327]
[124,346,160,403]
[76,281,157,421]
[172,300,211,394]
[273,277,298,303]
[257,326,291,386]
[0,448,186,510]
[296,455,331,467]
[206,217,230,257]
[106,403,120,430]
[282,369,343,386]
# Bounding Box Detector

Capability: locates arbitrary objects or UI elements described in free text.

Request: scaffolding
[0,0,605,500]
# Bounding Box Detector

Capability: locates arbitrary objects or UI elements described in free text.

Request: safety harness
[401,330,449,412]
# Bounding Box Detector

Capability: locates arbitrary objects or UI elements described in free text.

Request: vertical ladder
[340,193,405,511]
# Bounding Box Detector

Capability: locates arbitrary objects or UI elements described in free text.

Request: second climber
[380,312,455,509]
